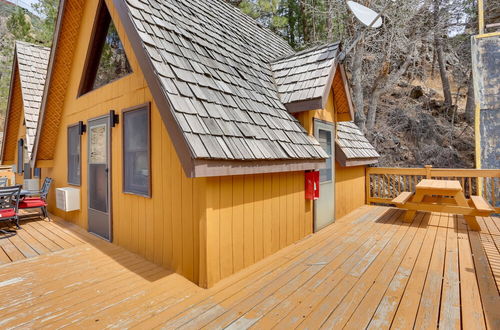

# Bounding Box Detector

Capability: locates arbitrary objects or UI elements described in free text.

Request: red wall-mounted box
[305,171,319,200]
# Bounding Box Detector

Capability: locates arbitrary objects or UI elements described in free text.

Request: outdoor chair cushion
[19,198,47,208]
[0,208,16,218]
[23,197,40,201]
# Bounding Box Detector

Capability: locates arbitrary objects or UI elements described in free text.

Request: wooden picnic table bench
[391,179,495,231]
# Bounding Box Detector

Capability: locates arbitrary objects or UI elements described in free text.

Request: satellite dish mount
[338,1,387,60]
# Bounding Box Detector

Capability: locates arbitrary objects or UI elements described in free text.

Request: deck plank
[346,211,429,329]
[457,214,486,330]
[413,212,448,329]
[469,227,500,328]
[0,237,25,261]
[438,214,461,329]
[390,211,441,328]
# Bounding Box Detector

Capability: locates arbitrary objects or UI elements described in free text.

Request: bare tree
[433,0,453,108]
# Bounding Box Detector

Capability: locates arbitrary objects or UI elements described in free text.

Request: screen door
[314,119,335,232]
[87,116,112,240]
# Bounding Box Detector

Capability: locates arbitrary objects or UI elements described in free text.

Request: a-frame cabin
[1,41,50,183]
[32,0,377,287]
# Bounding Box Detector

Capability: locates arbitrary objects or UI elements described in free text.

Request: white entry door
[314,119,335,232]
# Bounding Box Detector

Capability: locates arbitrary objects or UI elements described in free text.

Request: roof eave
[192,158,326,178]
[335,144,379,167]
[284,97,323,113]
[29,0,67,169]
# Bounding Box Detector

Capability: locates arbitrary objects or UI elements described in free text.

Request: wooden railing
[366,165,500,212]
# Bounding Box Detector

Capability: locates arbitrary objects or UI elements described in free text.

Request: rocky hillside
[369,80,475,169]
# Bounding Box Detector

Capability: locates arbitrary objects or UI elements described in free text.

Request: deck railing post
[425,165,432,179]
[365,167,371,204]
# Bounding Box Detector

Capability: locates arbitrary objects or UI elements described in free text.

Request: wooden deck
[0,206,499,329]
[0,215,85,263]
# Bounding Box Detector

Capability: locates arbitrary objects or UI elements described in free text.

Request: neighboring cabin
[27,0,378,287]
[1,41,50,184]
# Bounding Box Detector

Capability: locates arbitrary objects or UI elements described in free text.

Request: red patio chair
[0,185,22,236]
[19,178,52,219]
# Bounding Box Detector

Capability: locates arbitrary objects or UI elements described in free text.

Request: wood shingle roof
[336,121,379,167]
[10,41,50,158]
[120,0,329,163]
[271,43,340,112]
[33,0,357,177]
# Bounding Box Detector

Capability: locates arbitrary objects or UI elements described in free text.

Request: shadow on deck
[0,205,499,328]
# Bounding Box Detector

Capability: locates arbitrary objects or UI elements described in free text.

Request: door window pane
[88,121,108,212]
[318,129,332,182]
[89,124,107,164]
[68,125,81,185]
[123,106,150,196]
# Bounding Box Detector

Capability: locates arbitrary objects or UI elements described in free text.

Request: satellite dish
[347,1,383,28]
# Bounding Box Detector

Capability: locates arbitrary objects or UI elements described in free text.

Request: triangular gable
[31,0,86,168]
[332,65,355,122]
[78,0,131,96]
[1,41,50,163]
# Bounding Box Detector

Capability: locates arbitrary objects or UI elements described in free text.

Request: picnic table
[391,179,495,231]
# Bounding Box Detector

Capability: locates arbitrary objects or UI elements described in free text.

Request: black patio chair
[0,185,22,237]
[19,178,52,219]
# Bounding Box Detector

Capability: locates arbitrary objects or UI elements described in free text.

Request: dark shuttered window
[67,124,81,185]
[123,105,150,197]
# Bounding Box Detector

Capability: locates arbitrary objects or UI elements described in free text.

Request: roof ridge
[270,41,341,64]
[15,40,51,52]
[212,0,294,53]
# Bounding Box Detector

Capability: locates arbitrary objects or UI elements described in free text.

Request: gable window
[123,104,150,197]
[68,124,81,185]
[78,0,132,96]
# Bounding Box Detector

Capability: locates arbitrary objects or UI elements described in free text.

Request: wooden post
[365,168,371,204]
[425,165,432,179]
[478,0,485,34]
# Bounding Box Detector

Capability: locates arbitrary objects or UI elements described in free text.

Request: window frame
[122,103,151,198]
[67,123,82,186]
[77,0,132,97]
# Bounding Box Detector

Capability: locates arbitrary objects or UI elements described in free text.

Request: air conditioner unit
[56,187,80,212]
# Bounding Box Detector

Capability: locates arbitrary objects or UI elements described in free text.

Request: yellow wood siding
[3,68,23,164]
[294,86,337,135]
[202,171,311,287]
[335,164,366,219]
